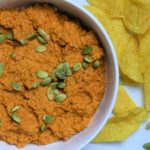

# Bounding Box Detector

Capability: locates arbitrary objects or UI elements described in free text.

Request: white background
[71,0,150,150]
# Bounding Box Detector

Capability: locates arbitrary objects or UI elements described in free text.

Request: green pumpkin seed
[93,60,100,69]
[32,82,40,89]
[19,39,26,45]
[82,62,88,69]
[0,34,6,43]
[37,28,50,42]
[11,82,22,91]
[143,143,150,150]
[50,82,59,89]
[51,70,58,81]
[35,45,47,53]
[37,36,47,45]
[73,63,82,72]
[146,122,150,130]
[82,45,93,55]
[7,31,14,40]
[0,63,5,77]
[10,52,16,59]
[57,82,66,89]
[47,87,55,100]
[27,33,37,40]
[11,106,20,113]
[84,56,93,63]
[55,64,67,80]
[41,77,52,86]
[43,115,53,124]
[53,89,60,95]
[36,70,48,79]
[40,124,47,132]
[11,113,21,123]
[55,94,67,102]
[62,63,72,76]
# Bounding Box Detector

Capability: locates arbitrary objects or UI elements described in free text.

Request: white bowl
[0,0,119,150]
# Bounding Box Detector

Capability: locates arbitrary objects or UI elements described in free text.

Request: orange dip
[0,4,105,147]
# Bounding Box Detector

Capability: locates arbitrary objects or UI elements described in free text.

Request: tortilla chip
[131,0,150,9]
[92,107,148,143]
[144,70,150,111]
[139,30,150,74]
[113,85,136,116]
[119,38,143,83]
[85,5,143,83]
[120,73,139,85]
[87,0,124,19]
[123,0,150,34]
[139,30,150,111]
[84,6,130,59]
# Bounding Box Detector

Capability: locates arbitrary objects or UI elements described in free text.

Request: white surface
[71,0,150,150]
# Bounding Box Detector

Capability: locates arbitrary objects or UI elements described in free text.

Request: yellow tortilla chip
[139,30,150,74]
[143,67,150,111]
[113,85,136,116]
[119,38,143,83]
[92,107,148,143]
[85,6,143,83]
[123,0,150,34]
[84,6,130,59]
[144,72,150,111]
[120,73,138,85]
[139,30,150,111]
[88,0,124,19]
[131,0,150,9]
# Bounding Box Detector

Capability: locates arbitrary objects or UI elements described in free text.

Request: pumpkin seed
[55,64,67,80]
[82,45,93,55]
[11,113,21,123]
[146,122,150,130]
[50,82,59,89]
[73,63,82,72]
[37,28,50,42]
[35,45,47,53]
[7,31,14,40]
[41,77,52,86]
[19,39,26,45]
[51,70,58,81]
[32,82,40,89]
[0,63,5,77]
[57,82,66,89]
[11,82,22,91]
[37,36,47,45]
[36,70,48,79]
[143,143,150,150]
[0,34,6,43]
[40,124,47,132]
[27,33,37,40]
[55,94,67,102]
[84,56,93,63]
[43,115,53,124]
[11,106,20,113]
[53,89,60,95]
[47,87,55,100]
[82,62,88,69]
[62,63,72,76]
[93,60,100,69]
[10,52,16,59]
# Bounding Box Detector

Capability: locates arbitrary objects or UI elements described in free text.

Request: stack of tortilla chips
[84,0,150,142]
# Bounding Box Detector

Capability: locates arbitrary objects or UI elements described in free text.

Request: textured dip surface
[0,4,105,147]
